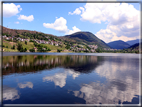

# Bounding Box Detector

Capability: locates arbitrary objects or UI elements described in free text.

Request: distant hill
[126,39,140,46]
[107,40,130,49]
[2,26,55,37]
[128,42,142,50]
[62,32,110,48]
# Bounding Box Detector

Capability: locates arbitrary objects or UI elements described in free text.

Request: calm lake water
[2,53,140,105]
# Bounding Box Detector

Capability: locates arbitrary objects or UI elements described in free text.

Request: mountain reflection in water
[2,54,140,104]
[2,55,103,75]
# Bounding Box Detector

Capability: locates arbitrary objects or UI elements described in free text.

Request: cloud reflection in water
[69,57,139,104]
[43,69,80,88]
[3,86,20,101]
[18,82,33,89]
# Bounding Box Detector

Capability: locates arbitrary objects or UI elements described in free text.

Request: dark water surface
[2,53,140,105]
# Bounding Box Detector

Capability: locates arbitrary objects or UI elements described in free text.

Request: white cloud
[3,3,22,17]
[66,26,81,35]
[70,3,140,43]
[111,35,139,42]
[95,28,139,43]
[15,21,19,24]
[18,82,33,89]
[43,17,81,34]
[18,15,34,22]
[95,29,116,43]
[43,17,68,33]
[69,7,82,15]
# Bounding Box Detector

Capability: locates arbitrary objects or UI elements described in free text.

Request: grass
[2,40,67,52]
[3,48,18,52]
[21,42,35,50]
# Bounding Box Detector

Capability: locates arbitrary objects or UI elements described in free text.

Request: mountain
[62,32,110,48]
[107,40,130,49]
[128,42,142,50]
[2,26,110,48]
[126,39,140,46]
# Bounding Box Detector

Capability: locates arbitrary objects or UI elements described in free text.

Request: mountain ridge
[126,39,140,46]
[63,31,110,48]
[107,40,130,49]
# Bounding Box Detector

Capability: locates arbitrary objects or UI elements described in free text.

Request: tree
[85,45,91,50]
[96,48,102,53]
[57,49,62,52]
[29,48,35,52]
[11,45,15,49]
[25,41,27,45]
[17,43,23,52]
[47,48,51,51]
[65,45,70,49]
[24,48,27,52]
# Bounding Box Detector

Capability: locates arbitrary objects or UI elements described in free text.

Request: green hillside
[63,32,110,48]
[2,40,66,52]
[107,40,130,49]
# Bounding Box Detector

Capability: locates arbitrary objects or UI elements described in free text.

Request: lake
[2,52,141,105]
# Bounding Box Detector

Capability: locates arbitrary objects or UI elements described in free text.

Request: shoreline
[2,52,140,58]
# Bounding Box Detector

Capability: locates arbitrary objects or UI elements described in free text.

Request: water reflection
[18,82,33,89]
[68,56,139,104]
[70,80,139,104]
[2,55,102,76]
[43,69,80,88]
[3,86,20,101]
[2,54,140,104]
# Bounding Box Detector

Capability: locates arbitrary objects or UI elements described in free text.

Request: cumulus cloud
[111,35,139,42]
[68,7,83,15]
[70,3,140,43]
[96,28,139,43]
[18,15,34,22]
[18,82,33,89]
[3,3,22,17]
[43,17,68,33]
[43,17,81,34]
[66,26,81,35]
[15,21,19,24]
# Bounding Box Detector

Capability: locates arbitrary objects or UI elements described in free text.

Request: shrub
[11,45,15,49]
[57,49,62,52]
[17,43,23,52]
[25,41,27,45]
[47,48,51,51]
[24,48,27,52]
[29,48,35,52]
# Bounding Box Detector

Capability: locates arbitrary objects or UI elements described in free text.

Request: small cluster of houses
[3,35,13,40]
[103,48,118,51]
[71,47,87,52]
[3,35,98,52]
[33,39,62,46]
[17,37,30,42]
[3,35,63,46]
[70,44,98,52]
[88,45,98,49]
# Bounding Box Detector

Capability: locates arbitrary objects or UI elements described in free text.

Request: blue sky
[3,2,140,43]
